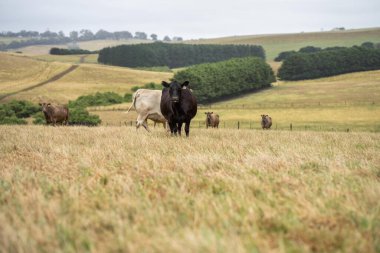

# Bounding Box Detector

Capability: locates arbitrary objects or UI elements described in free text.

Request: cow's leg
[168,121,176,136]
[142,119,150,132]
[136,113,150,132]
[185,120,191,137]
[177,121,183,136]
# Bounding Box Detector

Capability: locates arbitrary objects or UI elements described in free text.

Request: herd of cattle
[39,80,273,136]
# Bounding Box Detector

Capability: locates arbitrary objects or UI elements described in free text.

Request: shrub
[124,93,132,102]
[3,100,39,118]
[174,57,276,103]
[32,111,46,125]
[68,92,125,108]
[68,107,101,126]
[0,100,39,125]
[0,116,27,125]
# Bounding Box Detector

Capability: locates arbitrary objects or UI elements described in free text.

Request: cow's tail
[126,91,140,113]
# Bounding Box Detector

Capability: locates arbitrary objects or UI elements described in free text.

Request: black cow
[160,80,197,137]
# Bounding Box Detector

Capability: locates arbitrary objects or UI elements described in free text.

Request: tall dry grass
[0,125,379,252]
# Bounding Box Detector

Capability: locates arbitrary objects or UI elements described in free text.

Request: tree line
[0,29,183,50]
[98,42,265,68]
[278,45,380,80]
[274,42,380,62]
[49,48,97,55]
[174,57,275,103]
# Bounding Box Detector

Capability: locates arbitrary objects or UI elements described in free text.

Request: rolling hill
[0,52,172,103]
[186,27,380,60]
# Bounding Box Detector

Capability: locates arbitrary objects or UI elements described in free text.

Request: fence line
[88,101,377,112]
[106,120,378,133]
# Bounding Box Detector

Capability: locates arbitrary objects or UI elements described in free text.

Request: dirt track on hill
[0,64,79,101]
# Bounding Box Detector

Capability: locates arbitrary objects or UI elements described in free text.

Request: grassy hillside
[0,53,71,95]
[0,126,379,252]
[11,64,172,103]
[186,28,380,60]
[0,53,172,103]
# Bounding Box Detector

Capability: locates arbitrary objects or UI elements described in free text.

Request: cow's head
[162,80,189,103]
[205,112,214,124]
[39,102,51,113]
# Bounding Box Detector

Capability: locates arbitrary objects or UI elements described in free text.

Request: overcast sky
[0,0,379,39]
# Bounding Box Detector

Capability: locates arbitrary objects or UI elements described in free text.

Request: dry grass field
[0,125,379,252]
[0,53,71,96]
[0,53,172,103]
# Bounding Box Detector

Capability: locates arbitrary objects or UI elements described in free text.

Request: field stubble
[0,126,379,252]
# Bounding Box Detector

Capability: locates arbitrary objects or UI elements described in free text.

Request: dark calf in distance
[205,112,219,128]
[261,114,272,129]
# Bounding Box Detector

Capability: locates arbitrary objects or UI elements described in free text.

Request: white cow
[126,89,167,131]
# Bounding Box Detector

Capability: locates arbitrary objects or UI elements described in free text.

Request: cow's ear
[181,81,189,87]
[38,103,42,106]
[162,81,170,88]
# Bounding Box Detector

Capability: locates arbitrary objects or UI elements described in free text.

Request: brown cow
[205,112,219,128]
[39,102,69,126]
[261,114,272,129]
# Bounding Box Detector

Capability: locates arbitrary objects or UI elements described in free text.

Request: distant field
[32,54,98,64]
[0,126,379,252]
[186,28,380,60]
[10,39,151,56]
[89,70,380,132]
[195,70,380,132]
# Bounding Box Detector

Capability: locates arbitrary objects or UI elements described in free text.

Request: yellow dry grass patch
[0,125,379,252]
[1,53,172,103]
[0,53,71,96]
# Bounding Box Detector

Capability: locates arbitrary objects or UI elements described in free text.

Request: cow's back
[134,89,162,114]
